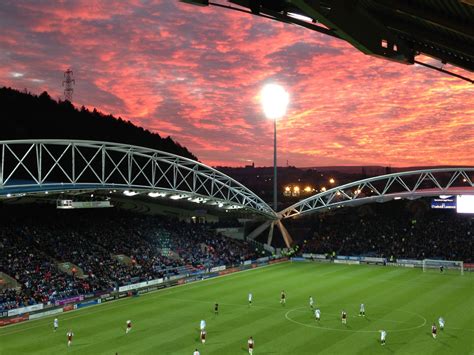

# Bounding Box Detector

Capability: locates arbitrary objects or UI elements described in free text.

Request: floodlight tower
[260,83,289,211]
[63,69,75,102]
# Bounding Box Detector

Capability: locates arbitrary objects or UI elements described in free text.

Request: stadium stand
[299,205,473,262]
[0,206,260,311]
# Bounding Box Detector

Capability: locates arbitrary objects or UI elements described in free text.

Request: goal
[422,259,464,275]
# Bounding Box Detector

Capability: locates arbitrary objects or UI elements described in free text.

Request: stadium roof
[187,0,474,81]
[279,168,474,218]
[0,140,277,219]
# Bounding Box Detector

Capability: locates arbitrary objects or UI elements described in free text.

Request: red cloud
[0,1,472,167]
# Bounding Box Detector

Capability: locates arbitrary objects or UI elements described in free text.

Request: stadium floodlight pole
[261,83,289,211]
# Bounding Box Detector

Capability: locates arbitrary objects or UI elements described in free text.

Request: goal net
[422,259,464,275]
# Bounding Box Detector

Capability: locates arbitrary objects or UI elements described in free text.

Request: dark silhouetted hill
[0,87,197,160]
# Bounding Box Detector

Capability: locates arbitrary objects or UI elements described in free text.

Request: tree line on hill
[0,87,197,160]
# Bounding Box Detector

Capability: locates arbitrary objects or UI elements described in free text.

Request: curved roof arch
[279,168,474,219]
[0,140,277,219]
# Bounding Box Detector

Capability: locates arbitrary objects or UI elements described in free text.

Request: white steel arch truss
[279,168,474,219]
[0,140,277,219]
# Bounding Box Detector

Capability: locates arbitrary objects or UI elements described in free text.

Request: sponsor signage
[218,267,239,276]
[397,259,423,265]
[361,257,386,263]
[29,308,63,320]
[0,314,29,327]
[118,278,164,293]
[243,260,252,265]
[302,253,326,259]
[201,273,219,280]
[148,278,164,286]
[185,276,199,284]
[290,257,306,262]
[63,305,74,312]
[8,303,44,317]
[101,295,115,302]
[76,299,101,309]
[269,257,288,264]
[431,197,456,210]
[388,262,415,268]
[334,259,360,265]
[210,265,226,273]
[55,295,84,306]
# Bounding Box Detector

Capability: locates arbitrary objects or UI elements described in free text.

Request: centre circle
[284,304,426,333]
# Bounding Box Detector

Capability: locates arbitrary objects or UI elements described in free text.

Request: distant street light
[261,83,289,210]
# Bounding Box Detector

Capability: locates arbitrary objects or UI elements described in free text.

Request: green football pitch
[1,262,473,354]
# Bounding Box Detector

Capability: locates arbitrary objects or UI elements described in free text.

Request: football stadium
[0,1,473,355]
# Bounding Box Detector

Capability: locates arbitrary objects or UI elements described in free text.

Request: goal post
[422,259,464,275]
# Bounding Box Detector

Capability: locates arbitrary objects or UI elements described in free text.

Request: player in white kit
[309,296,314,309]
[248,292,253,306]
[314,308,321,321]
[438,317,445,330]
[53,318,58,332]
[380,330,386,345]
[359,303,365,317]
[193,349,200,355]
[126,320,132,334]
[200,319,206,331]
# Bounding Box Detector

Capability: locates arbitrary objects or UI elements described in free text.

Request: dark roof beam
[373,0,474,40]
[385,19,474,63]
[291,0,415,64]
[412,43,474,72]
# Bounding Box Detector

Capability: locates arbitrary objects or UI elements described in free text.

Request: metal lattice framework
[0,140,276,219]
[279,168,474,219]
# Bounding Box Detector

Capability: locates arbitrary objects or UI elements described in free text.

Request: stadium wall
[295,254,474,270]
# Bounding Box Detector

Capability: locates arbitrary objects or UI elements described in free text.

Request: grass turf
[0,262,473,354]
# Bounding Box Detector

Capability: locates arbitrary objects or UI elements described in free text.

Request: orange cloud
[0,0,472,167]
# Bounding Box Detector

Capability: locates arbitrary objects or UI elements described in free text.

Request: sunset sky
[0,0,473,167]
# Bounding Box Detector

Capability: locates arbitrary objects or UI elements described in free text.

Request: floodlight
[261,83,289,120]
[148,192,166,198]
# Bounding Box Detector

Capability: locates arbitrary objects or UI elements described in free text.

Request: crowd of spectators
[0,206,259,312]
[299,204,473,262]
